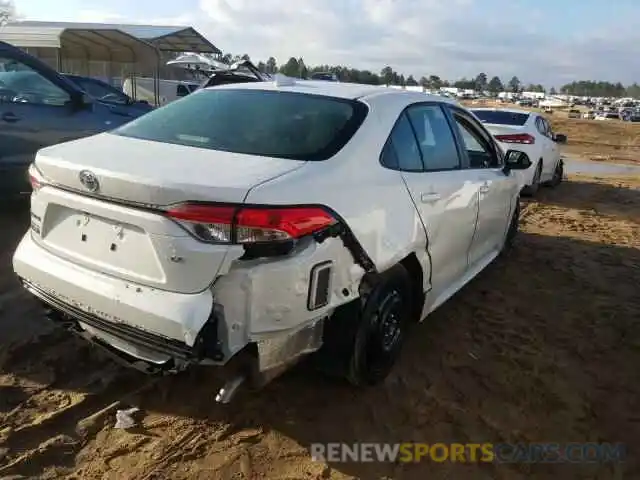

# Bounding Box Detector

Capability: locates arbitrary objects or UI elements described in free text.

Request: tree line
[222,52,640,98]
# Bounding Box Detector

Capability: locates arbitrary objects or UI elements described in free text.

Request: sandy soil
[549,117,640,165]
[1,174,639,479]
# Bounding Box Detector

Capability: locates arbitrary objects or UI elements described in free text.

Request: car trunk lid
[31,133,306,294]
[482,124,525,137]
[35,133,305,205]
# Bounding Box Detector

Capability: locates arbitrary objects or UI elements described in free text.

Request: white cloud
[15,0,640,86]
[183,0,640,86]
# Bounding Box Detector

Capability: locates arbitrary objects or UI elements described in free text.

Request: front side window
[113,89,368,161]
[451,112,501,168]
[0,57,70,106]
[69,76,129,105]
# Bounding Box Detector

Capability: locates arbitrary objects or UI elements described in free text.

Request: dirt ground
[1,172,639,479]
[549,117,640,164]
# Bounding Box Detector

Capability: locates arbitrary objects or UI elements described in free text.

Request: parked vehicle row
[13,77,538,400]
[595,112,621,121]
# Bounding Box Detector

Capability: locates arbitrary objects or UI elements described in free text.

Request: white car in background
[595,112,620,121]
[470,108,566,195]
[13,80,532,401]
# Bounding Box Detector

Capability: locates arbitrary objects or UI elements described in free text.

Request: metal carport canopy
[0,24,158,66]
[1,21,222,55]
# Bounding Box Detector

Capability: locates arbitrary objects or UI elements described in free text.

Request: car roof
[203,79,457,104]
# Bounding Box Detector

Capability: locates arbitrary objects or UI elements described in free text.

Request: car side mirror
[554,133,567,143]
[71,92,93,110]
[503,149,532,173]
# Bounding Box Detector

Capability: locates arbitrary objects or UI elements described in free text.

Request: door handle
[420,192,441,203]
[1,112,20,123]
[479,182,490,194]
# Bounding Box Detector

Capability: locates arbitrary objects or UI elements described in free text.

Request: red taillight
[164,203,337,244]
[494,133,535,144]
[28,164,46,191]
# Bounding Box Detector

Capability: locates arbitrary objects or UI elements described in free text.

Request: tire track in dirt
[0,374,157,477]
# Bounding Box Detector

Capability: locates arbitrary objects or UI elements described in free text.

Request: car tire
[315,264,412,387]
[522,161,542,196]
[501,200,520,254]
[549,159,563,187]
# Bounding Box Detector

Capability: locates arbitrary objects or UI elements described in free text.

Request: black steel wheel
[522,161,542,196]
[315,264,412,386]
[550,159,564,187]
[501,200,520,254]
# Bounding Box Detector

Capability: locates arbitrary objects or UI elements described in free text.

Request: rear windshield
[113,89,368,161]
[471,110,530,126]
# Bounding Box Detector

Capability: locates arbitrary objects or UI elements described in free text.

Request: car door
[540,117,560,178]
[534,116,556,180]
[380,103,479,308]
[0,48,117,196]
[446,106,514,268]
[0,59,98,163]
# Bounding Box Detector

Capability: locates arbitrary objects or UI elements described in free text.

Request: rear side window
[113,89,367,161]
[536,117,552,137]
[471,110,530,126]
[382,114,423,171]
[406,105,460,171]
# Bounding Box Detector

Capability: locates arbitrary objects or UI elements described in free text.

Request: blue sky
[11,0,640,87]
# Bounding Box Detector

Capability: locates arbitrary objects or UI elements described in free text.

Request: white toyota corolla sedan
[13,77,532,401]
[470,108,567,195]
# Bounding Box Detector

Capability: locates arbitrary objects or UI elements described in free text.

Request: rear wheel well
[399,253,424,322]
[358,253,425,322]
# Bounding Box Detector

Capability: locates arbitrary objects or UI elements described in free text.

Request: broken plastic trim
[312,211,377,274]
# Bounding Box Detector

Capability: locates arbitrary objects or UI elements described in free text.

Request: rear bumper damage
[13,231,362,399]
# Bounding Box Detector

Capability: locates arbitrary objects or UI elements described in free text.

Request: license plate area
[40,204,163,281]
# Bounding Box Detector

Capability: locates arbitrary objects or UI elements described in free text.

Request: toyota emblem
[78,170,100,193]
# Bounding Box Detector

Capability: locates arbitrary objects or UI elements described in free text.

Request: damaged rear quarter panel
[211,237,363,358]
[210,94,434,360]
